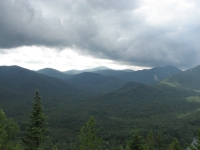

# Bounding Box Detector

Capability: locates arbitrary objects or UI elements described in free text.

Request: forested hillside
[0,65,200,149]
[116,66,182,84]
[37,68,72,80]
[66,72,125,94]
[160,65,200,91]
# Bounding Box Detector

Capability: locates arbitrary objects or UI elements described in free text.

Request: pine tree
[23,90,48,150]
[128,129,144,150]
[78,116,102,150]
[145,132,155,150]
[155,132,164,150]
[167,138,181,150]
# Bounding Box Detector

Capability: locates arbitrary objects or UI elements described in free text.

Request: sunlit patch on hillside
[194,89,200,93]
[177,109,200,119]
[160,80,182,88]
[186,96,200,103]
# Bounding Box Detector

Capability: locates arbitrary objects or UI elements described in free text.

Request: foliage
[0,108,23,149]
[145,132,155,150]
[2,65,200,149]
[23,90,48,150]
[155,132,164,150]
[167,138,181,150]
[128,129,144,150]
[78,116,102,150]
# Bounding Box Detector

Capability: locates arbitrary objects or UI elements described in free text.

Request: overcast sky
[0,0,200,71]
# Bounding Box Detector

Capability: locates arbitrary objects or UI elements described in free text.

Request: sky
[0,0,200,71]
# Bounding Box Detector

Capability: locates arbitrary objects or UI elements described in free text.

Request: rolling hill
[116,66,182,84]
[44,80,199,149]
[93,69,134,76]
[0,66,83,116]
[66,72,125,94]
[37,68,72,80]
[0,65,199,149]
[37,66,182,93]
[80,81,200,148]
[159,65,200,91]
[0,66,79,96]
[64,66,111,74]
[64,66,182,85]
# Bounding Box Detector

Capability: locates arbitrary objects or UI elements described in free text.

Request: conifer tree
[155,132,164,150]
[0,108,23,149]
[167,138,181,150]
[78,116,102,150]
[145,132,155,150]
[23,90,48,150]
[128,129,144,150]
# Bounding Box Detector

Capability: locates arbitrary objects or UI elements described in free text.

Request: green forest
[1,65,200,149]
[1,88,200,150]
[1,90,198,150]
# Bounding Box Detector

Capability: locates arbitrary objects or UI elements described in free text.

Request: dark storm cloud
[0,0,200,69]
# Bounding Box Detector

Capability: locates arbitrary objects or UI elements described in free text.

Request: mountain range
[0,64,200,149]
[36,65,182,94]
[160,65,200,91]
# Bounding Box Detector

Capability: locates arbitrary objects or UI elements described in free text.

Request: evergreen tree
[78,116,102,150]
[0,108,23,149]
[145,132,155,150]
[0,108,7,148]
[23,90,48,150]
[155,132,164,150]
[128,129,144,150]
[167,138,181,150]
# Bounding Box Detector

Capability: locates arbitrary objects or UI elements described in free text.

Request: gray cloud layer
[1,0,200,69]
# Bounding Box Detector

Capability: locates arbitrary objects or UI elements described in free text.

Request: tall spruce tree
[145,132,155,150]
[167,138,181,150]
[23,90,48,150]
[78,116,102,150]
[155,132,164,150]
[128,129,144,150]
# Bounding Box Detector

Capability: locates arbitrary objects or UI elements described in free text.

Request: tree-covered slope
[64,66,111,75]
[0,66,83,117]
[66,72,125,94]
[0,66,79,96]
[84,82,200,147]
[117,66,182,85]
[159,65,200,91]
[0,65,199,149]
[93,69,134,76]
[44,81,200,149]
[37,68,72,80]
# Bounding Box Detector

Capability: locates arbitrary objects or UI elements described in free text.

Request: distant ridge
[116,66,182,85]
[66,72,124,94]
[37,68,72,80]
[64,66,111,74]
[94,69,134,76]
[38,65,182,86]
[0,65,79,97]
[160,65,200,90]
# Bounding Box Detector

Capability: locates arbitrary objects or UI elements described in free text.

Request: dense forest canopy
[1,65,200,149]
